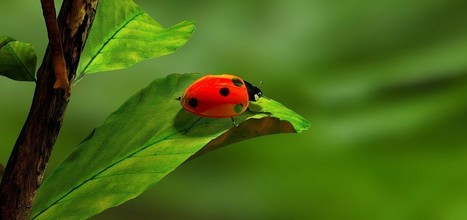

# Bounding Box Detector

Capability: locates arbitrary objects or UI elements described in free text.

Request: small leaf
[0,36,37,81]
[31,73,309,220]
[76,0,195,77]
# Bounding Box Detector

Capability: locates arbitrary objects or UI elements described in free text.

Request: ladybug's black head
[244,80,263,102]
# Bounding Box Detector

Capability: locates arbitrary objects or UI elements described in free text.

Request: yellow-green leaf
[77,0,195,77]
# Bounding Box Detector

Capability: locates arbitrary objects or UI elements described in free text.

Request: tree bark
[0,0,98,219]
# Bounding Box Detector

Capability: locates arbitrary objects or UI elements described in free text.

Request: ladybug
[179,74,263,123]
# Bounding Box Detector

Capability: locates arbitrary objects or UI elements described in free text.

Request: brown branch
[40,0,69,92]
[0,164,4,180]
[0,0,98,219]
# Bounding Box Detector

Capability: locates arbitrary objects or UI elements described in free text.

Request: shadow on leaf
[173,108,233,137]
[189,116,296,160]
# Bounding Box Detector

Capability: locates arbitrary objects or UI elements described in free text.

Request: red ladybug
[180,74,263,120]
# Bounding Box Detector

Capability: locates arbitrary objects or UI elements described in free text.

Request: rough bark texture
[0,0,98,219]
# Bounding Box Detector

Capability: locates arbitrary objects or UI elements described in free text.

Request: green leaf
[76,0,195,77]
[31,73,309,220]
[0,36,37,81]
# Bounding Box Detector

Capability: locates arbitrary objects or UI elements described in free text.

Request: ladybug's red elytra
[180,74,263,119]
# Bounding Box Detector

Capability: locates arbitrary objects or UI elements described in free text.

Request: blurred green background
[2,0,467,219]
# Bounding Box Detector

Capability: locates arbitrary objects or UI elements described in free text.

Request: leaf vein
[5,43,35,81]
[92,170,169,180]
[80,11,146,74]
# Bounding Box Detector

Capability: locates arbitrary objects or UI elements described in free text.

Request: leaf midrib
[5,43,35,81]
[32,129,184,219]
[79,12,145,75]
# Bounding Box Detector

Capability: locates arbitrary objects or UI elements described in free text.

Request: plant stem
[40,0,69,92]
[0,0,98,219]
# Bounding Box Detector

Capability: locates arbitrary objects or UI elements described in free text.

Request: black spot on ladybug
[219,87,230,96]
[232,78,243,87]
[188,97,198,108]
[234,103,243,113]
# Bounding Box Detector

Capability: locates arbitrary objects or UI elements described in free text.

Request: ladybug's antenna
[256,80,271,100]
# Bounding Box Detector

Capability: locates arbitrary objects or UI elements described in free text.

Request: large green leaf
[76,0,195,78]
[0,36,36,81]
[31,73,309,220]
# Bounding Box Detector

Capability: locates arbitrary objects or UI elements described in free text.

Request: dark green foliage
[0,36,36,81]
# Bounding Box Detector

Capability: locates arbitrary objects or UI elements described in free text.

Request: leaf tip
[296,119,311,133]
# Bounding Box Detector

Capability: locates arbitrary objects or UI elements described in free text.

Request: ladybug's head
[244,80,263,102]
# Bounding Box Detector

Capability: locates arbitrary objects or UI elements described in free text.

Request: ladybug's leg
[183,117,202,134]
[231,117,239,127]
